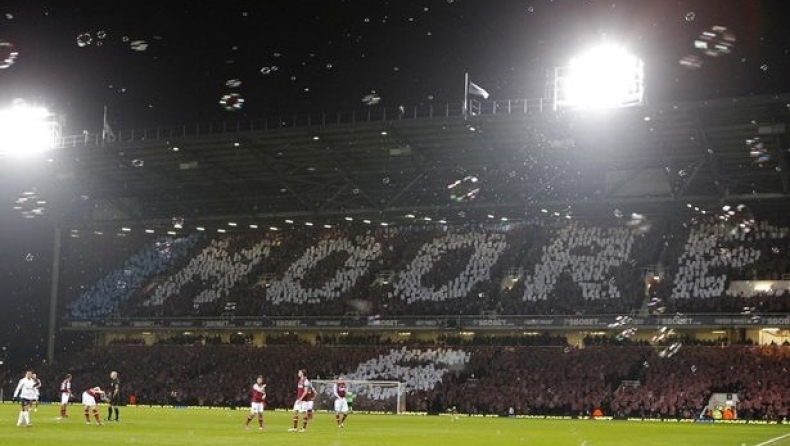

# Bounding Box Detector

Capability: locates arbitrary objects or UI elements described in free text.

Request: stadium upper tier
[62,213,790,320]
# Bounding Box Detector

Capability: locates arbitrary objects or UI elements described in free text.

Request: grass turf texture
[0,404,789,446]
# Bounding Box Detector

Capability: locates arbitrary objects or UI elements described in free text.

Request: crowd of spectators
[266,235,382,305]
[25,341,790,420]
[66,234,201,318]
[389,232,507,305]
[141,235,274,311]
[515,222,648,315]
[665,218,790,313]
[63,214,790,320]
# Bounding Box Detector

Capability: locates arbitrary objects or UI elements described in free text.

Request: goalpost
[312,380,405,414]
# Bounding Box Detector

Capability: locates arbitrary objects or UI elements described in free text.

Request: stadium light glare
[0,100,59,157]
[556,44,645,109]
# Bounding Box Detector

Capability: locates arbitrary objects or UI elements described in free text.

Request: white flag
[468,81,490,99]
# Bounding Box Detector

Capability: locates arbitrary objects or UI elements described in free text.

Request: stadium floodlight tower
[0,99,60,157]
[553,43,645,110]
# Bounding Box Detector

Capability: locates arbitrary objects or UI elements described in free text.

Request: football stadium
[1,1,790,445]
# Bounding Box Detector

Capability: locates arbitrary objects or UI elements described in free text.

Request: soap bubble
[447,175,480,202]
[130,40,148,51]
[694,25,736,57]
[362,91,381,105]
[0,40,18,68]
[77,32,93,47]
[219,93,245,111]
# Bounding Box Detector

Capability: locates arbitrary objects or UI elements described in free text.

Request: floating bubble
[172,216,184,228]
[155,240,173,259]
[260,66,273,74]
[694,25,736,57]
[348,299,373,314]
[325,63,333,69]
[130,40,148,51]
[131,159,144,167]
[0,40,18,69]
[747,137,767,158]
[225,78,242,88]
[527,6,535,13]
[650,326,675,344]
[607,315,633,328]
[679,54,703,69]
[616,327,637,341]
[122,36,130,42]
[447,175,480,202]
[362,91,381,105]
[719,203,756,234]
[772,246,780,254]
[685,12,695,22]
[5,13,13,20]
[219,93,245,111]
[625,213,650,232]
[613,209,624,219]
[13,190,46,219]
[77,32,93,47]
[382,177,390,185]
[96,30,107,40]
[760,64,769,72]
[24,253,34,262]
[658,342,682,358]
[691,365,697,373]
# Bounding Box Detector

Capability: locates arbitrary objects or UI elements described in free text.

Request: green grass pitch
[0,403,788,446]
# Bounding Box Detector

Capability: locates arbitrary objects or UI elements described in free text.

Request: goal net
[311,380,405,414]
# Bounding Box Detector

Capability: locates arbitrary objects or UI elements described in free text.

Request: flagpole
[463,72,469,120]
[102,105,108,145]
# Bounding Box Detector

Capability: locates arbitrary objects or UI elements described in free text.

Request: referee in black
[107,371,121,421]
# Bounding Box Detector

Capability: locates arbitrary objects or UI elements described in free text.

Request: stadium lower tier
[28,344,790,420]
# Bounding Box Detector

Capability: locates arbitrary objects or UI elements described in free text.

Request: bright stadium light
[554,44,645,109]
[0,99,59,157]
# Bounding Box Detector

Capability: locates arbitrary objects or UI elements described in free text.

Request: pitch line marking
[755,432,790,446]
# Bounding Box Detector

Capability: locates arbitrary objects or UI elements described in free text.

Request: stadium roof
[39,93,790,231]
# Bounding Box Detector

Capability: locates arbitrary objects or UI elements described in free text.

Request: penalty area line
[755,432,790,446]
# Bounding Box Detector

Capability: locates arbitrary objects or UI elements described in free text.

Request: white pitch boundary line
[755,432,790,446]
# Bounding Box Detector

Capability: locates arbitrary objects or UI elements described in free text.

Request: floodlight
[0,100,59,157]
[554,44,645,109]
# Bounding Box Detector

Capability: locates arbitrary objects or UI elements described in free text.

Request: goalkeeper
[345,389,355,413]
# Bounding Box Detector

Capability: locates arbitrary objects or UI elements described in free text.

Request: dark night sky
[0,0,790,366]
[0,0,788,133]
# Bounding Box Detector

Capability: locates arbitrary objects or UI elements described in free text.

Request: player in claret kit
[244,375,266,430]
[82,387,105,426]
[59,374,73,419]
[333,376,350,428]
[288,369,314,433]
